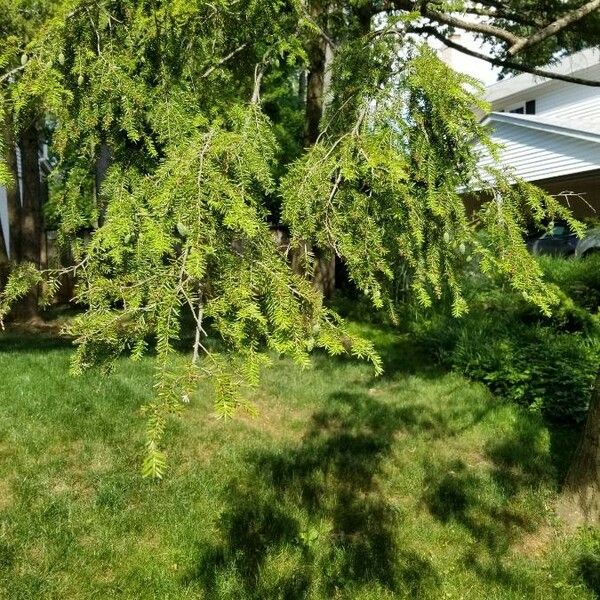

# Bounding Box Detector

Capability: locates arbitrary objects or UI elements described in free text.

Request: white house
[0,158,19,258]
[477,47,600,217]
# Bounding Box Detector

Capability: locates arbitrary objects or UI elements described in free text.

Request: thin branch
[192,285,204,364]
[462,6,543,28]
[423,8,525,46]
[201,42,248,78]
[415,26,600,87]
[0,64,26,84]
[324,168,343,255]
[383,0,598,61]
[554,190,596,213]
[508,0,600,55]
[251,62,265,104]
[86,7,102,56]
[300,7,338,49]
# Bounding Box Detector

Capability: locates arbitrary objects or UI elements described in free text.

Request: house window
[507,99,536,115]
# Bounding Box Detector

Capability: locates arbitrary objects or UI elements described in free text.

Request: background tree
[0,0,56,318]
[0,0,598,520]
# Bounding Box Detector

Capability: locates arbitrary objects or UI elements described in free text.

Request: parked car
[575,228,600,258]
[526,222,600,257]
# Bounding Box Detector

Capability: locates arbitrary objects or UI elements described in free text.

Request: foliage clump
[414,254,600,423]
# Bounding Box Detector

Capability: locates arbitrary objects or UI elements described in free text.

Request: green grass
[0,324,598,599]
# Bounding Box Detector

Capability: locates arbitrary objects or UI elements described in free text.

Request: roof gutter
[482,112,600,144]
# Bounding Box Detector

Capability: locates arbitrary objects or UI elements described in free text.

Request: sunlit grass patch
[0,326,597,599]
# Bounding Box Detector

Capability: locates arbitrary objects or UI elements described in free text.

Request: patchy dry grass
[0,326,598,599]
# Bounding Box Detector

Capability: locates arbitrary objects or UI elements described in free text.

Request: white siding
[535,81,600,121]
[0,146,23,259]
[489,60,600,123]
[486,48,600,106]
[478,122,600,182]
[0,186,8,256]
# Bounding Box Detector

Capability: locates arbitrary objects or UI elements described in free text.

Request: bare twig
[192,285,204,364]
[300,7,338,48]
[0,64,26,84]
[462,6,543,28]
[251,62,265,104]
[201,42,248,78]
[554,190,596,213]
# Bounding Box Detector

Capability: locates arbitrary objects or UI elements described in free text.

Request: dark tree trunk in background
[304,25,327,148]
[20,123,42,266]
[298,70,307,108]
[304,1,336,298]
[15,122,43,319]
[95,142,113,226]
[300,3,374,298]
[0,223,7,260]
[559,369,600,525]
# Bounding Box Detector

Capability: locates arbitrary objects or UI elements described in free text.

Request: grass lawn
[0,323,598,599]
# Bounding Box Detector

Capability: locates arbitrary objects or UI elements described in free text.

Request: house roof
[485,47,600,104]
[482,112,600,144]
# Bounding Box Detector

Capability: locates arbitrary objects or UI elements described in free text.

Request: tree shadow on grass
[422,410,577,592]
[578,548,600,598]
[185,390,441,599]
[0,332,73,353]
[423,455,539,590]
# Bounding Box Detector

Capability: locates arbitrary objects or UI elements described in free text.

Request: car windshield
[542,224,571,238]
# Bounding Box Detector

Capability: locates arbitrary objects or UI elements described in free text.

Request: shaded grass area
[0,325,598,599]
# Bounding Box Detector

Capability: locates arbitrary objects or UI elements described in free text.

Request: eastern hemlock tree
[0,0,598,520]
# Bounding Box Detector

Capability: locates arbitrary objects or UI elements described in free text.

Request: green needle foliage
[282,45,579,318]
[0,0,590,476]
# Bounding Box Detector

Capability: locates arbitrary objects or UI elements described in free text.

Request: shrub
[414,256,600,424]
[538,253,600,314]
[450,320,598,423]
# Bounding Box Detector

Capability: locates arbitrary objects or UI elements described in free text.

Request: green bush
[414,256,600,423]
[539,253,600,313]
[450,321,598,422]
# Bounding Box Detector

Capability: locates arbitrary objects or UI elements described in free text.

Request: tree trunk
[303,1,336,298]
[20,123,42,267]
[303,16,327,148]
[15,122,43,320]
[313,253,336,296]
[298,69,307,108]
[559,369,600,525]
[0,221,7,262]
[95,142,113,226]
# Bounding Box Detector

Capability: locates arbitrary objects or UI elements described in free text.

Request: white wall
[489,61,600,122]
[478,122,600,182]
[0,146,24,259]
[0,186,8,256]
[437,34,500,86]
[535,81,600,121]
